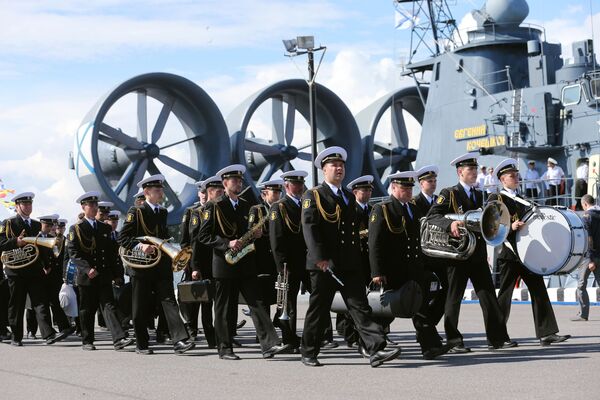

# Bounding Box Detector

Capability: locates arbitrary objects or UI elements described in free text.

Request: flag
[395,7,419,30]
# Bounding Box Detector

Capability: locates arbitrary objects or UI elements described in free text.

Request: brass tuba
[420,201,511,260]
[119,236,192,272]
[1,235,64,269]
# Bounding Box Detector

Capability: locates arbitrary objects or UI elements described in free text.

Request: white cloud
[0,0,353,60]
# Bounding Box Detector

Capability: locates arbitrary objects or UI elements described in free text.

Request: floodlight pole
[307,49,319,188]
[284,38,325,188]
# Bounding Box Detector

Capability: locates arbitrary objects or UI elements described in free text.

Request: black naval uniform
[189,204,216,347]
[427,183,510,347]
[487,191,560,338]
[0,216,56,342]
[197,194,280,356]
[336,201,372,345]
[369,196,443,353]
[248,202,277,310]
[178,203,201,337]
[41,233,71,333]
[300,183,386,358]
[108,228,131,330]
[68,218,127,345]
[118,202,189,350]
[269,194,307,348]
[413,192,448,325]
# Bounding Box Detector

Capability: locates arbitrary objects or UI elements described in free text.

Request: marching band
[0,147,580,368]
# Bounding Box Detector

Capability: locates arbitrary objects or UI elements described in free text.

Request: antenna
[395,0,462,65]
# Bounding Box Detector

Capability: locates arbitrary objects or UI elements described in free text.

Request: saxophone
[224,217,267,265]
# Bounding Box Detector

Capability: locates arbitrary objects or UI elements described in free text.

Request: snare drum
[515,206,588,275]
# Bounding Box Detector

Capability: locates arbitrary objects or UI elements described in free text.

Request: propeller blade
[137,90,148,143]
[271,96,285,144]
[284,95,296,146]
[244,138,281,156]
[391,101,409,148]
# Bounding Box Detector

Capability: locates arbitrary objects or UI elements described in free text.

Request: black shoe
[370,348,402,368]
[357,343,370,359]
[320,340,339,350]
[447,343,471,354]
[174,340,196,354]
[82,344,96,351]
[540,334,571,346]
[236,320,247,329]
[263,343,291,359]
[135,347,154,355]
[232,339,242,348]
[570,315,588,322]
[301,356,322,367]
[488,340,518,350]
[114,338,135,350]
[11,340,22,347]
[423,344,452,360]
[220,352,240,360]
[385,335,399,346]
[45,333,57,345]
[53,328,73,343]
[155,332,167,344]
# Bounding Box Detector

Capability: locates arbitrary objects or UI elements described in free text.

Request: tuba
[119,236,192,272]
[1,235,64,269]
[420,201,511,260]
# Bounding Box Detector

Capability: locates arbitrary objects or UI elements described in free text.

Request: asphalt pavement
[0,299,598,400]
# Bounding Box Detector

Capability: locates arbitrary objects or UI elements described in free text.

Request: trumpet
[119,236,192,272]
[1,234,64,269]
[275,263,290,321]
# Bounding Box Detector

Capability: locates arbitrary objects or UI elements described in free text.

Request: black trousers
[131,275,188,349]
[214,277,279,355]
[547,184,560,206]
[273,270,303,347]
[178,290,215,345]
[426,262,448,326]
[444,244,510,345]
[497,258,558,338]
[525,188,538,200]
[7,276,55,341]
[79,282,126,344]
[575,179,587,210]
[301,270,386,359]
[0,279,9,331]
[47,278,71,331]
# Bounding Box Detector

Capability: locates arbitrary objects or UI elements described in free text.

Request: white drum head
[516,207,572,275]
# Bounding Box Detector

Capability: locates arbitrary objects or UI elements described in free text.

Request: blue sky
[0,0,597,221]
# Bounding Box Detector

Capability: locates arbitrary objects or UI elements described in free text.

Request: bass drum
[516,206,588,275]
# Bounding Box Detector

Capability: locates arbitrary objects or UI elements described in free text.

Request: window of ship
[561,84,582,106]
[590,78,600,99]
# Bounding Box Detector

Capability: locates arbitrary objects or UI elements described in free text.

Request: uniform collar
[422,192,434,204]
[325,181,342,194]
[145,200,161,212]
